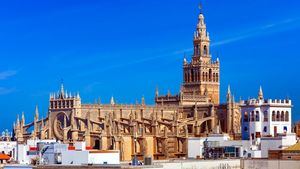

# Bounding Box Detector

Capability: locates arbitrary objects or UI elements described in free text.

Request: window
[251,111,255,122]
[263,111,268,122]
[284,126,288,133]
[285,111,289,122]
[276,111,280,121]
[264,126,267,132]
[281,111,285,122]
[203,45,208,55]
[255,111,260,121]
[244,112,249,122]
[272,111,276,121]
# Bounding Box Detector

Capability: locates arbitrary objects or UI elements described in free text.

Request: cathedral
[13,7,241,161]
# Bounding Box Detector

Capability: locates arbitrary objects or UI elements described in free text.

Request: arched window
[263,111,268,122]
[203,45,208,55]
[251,111,255,122]
[185,72,188,82]
[212,73,215,82]
[216,73,219,82]
[209,69,212,81]
[272,111,276,121]
[205,72,208,81]
[276,111,280,121]
[202,72,205,81]
[285,111,289,122]
[255,111,260,121]
[244,112,249,122]
[281,111,285,122]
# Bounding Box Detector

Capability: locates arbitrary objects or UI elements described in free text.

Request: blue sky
[0,0,300,131]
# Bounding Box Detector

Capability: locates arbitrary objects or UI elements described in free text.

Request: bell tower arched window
[203,45,208,55]
[191,69,194,82]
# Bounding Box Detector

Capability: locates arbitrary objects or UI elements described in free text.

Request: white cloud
[0,70,17,80]
[0,87,15,95]
[211,17,300,47]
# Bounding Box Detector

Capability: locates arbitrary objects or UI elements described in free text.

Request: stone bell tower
[182,9,220,105]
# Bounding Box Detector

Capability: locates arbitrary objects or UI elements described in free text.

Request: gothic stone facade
[13,10,241,161]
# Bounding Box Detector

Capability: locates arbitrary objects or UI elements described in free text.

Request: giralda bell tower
[182,9,220,105]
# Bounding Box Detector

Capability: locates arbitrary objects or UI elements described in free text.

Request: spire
[155,87,159,97]
[193,3,210,60]
[60,82,65,98]
[167,89,171,97]
[16,115,20,126]
[35,105,39,120]
[195,6,208,40]
[183,53,187,65]
[76,92,80,99]
[258,86,264,100]
[110,96,115,105]
[21,112,25,125]
[227,85,232,103]
[141,96,145,105]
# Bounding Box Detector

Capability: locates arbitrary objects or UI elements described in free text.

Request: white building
[188,133,252,159]
[189,87,297,159]
[17,139,57,164]
[0,141,17,161]
[241,87,292,141]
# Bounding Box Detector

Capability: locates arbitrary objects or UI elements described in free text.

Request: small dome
[198,13,204,19]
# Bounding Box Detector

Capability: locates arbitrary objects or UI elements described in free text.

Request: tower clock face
[53,112,70,140]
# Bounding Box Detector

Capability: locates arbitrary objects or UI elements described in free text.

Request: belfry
[182,11,220,105]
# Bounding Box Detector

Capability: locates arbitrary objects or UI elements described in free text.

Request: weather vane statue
[199,2,203,13]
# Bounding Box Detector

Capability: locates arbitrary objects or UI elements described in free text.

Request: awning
[0,154,10,160]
